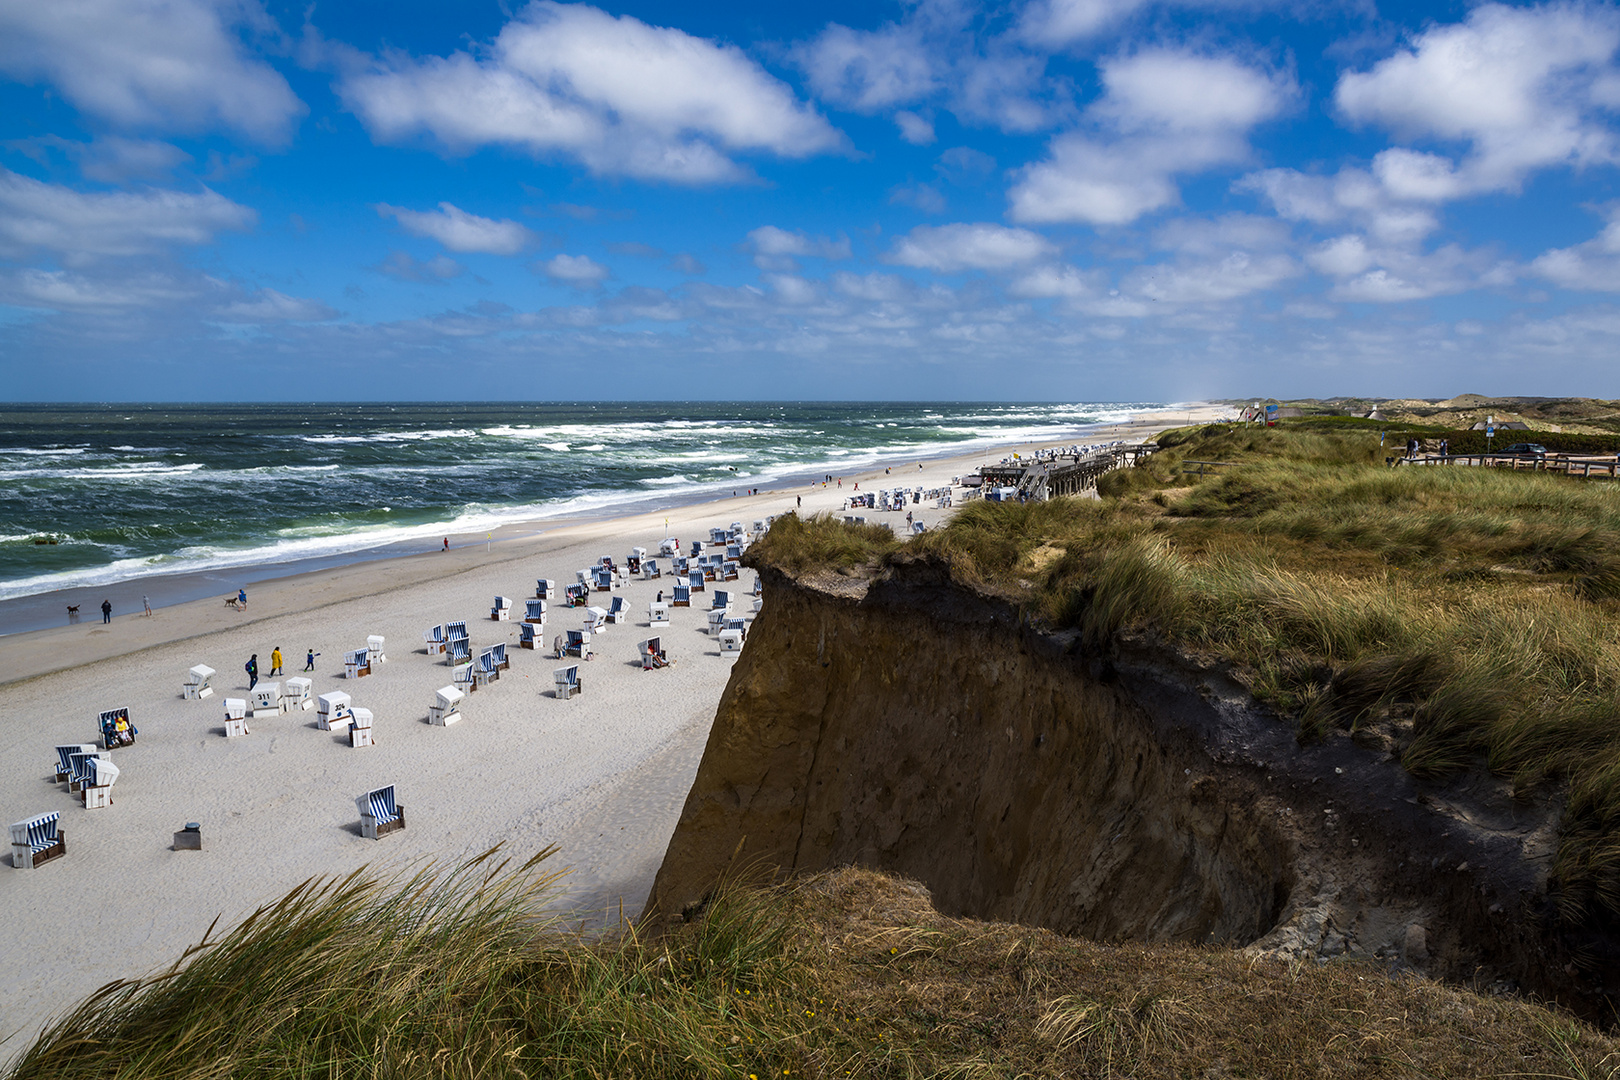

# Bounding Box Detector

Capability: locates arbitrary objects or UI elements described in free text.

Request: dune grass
[9,859,1618,1080]
[759,426,1620,926]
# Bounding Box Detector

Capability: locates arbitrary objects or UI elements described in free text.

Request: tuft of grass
[11,863,1619,1080]
[742,512,900,576]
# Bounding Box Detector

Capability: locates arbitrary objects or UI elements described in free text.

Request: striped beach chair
[10,812,65,869]
[642,558,661,580]
[563,629,592,659]
[423,624,447,657]
[722,561,740,581]
[55,743,96,783]
[536,578,555,600]
[564,583,588,607]
[671,584,691,608]
[357,785,404,840]
[554,665,582,699]
[344,648,371,679]
[447,638,471,665]
[638,637,670,670]
[76,756,119,809]
[491,596,512,621]
[447,621,469,645]
[607,596,627,624]
[490,642,509,670]
[451,661,475,692]
[592,567,613,592]
[474,649,500,687]
[99,707,136,748]
[628,547,645,573]
[712,589,731,611]
[519,621,542,649]
[689,570,705,593]
[525,598,547,624]
[68,750,108,793]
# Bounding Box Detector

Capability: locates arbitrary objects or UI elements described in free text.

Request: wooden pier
[977,444,1159,500]
[1393,453,1620,478]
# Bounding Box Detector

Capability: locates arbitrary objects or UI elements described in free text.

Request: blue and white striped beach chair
[722,561,740,581]
[593,567,613,592]
[672,584,691,607]
[423,624,446,656]
[490,642,509,670]
[67,750,107,793]
[357,785,404,840]
[447,621,469,643]
[554,665,582,699]
[525,598,547,624]
[9,812,65,869]
[712,589,731,611]
[99,707,136,748]
[519,621,541,649]
[563,629,592,659]
[77,756,119,808]
[447,638,471,664]
[537,578,555,600]
[689,570,706,593]
[642,558,661,580]
[54,743,96,783]
[475,649,500,686]
[491,595,512,621]
[607,596,627,624]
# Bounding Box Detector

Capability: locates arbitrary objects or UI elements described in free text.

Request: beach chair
[54,744,97,783]
[183,664,216,700]
[451,661,475,692]
[429,685,464,726]
[367,635,387,663]
[348,708,374,748]
[10,812,64,870]
[642,558,661,580]
[563,629,592,659]
[751,576,763,597]
[707,607,733,635]
[98,707,136,748]
[690,540,706,559]
[671,585,691,608]
[284,676,314,711]
[344,648,371,679]
[474,649,500,687]
[554,665,582,699]
[753,519,767,535]
[722,561,740,581]
[318,691,353,732]
[753,596,764,614]
[525,598,547,623]
[448,620,470,644]
[76,756,119,809]
[564,583,588,607]
[712,589,731,611]
[726,544,743,561]
[491,596,512,621]
[593,568,613,592]
[639,637,664,670]
[710,528,728,545]
[65,749,108,792]
[491,642,509,670]
[723,615,748,639]
[423,624,446,657]
[659,537,679,557]
[701,561,717,583]
[537,578,555,600]
[576,568,591,585]
[223,698,250,738]
[649,600,670,627]
[357,785,404,840]
[519,621,542,650]
[689,570,706,593]
[912,521,926,534]
[250,682,283,718]
[628,547,645,573]
[584,606,608,633]
[719,628,744,654]
[672,555,689,576]
[606,596,627,624]
[447,638,471,664]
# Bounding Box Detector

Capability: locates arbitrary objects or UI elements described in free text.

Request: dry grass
[11,858,1617,1080]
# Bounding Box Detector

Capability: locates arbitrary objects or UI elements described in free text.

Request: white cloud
[887,222,1056,271]
[0,169,255,260]
[377,251,464,282]
[1307,235,1375,277]
[890,182,948,213]
[541,253,610,285]
[9,136,193,184]
[218,289,338,322]
[1335,3,1620,194]
[1238,166,1440,243]
[378,203,533,255]
[799,22,939,112]
[7,268,197,309]
[895,110,936,145]
[1128,251,1299,302]
[339,1,842,184]
[1008,264,1095,298]
[1009,50,1294,225]
[0,0,303,143]
[746,226,851,269]
[1530,213,1620,291]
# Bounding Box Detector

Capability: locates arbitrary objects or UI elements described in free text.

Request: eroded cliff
[649,557,1619,1020]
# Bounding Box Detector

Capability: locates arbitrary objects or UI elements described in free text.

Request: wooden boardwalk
[1393,453,1620,478]
[978,444,1159,499]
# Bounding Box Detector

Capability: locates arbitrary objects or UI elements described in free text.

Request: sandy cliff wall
[648,559,1617,1019]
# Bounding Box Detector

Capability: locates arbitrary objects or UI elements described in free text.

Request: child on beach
[304,649,318,672]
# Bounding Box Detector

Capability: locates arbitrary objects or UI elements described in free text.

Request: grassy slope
[10,854,1617,1079]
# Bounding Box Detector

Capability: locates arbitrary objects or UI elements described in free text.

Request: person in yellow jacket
[269,647,283,676]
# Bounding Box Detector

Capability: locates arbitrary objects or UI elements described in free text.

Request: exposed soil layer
[649,558,1620,1021]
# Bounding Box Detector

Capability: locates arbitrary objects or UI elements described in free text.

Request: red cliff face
[648,558,1617,1021]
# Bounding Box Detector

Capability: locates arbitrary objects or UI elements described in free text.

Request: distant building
[1470,420,1530,430]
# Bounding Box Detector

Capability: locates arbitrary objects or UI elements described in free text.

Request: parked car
[1499,442,1548,457]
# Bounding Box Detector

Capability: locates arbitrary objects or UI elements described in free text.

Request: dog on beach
[225,596,240,610]
[66,605,79,614]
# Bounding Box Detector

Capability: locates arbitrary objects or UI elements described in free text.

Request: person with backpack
[245,654,258,690]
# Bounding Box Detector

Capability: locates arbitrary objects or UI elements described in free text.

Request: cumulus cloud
[747,226,851,269]
[1335,3,1620,194]
[377,202,533,255]
[1009,50,1294,225]
[0,0,303,143]
[887,222,1055,271]
[8,136,193,184]
[895,110,936,145]
[5,268,198,309]
[0,169,255,261]
[338,1,843,184]
[217,288,339,322]
[541,253,611,285]
[1530,213,1620,291]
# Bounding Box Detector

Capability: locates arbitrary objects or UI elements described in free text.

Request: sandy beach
[0,404,1227,1049]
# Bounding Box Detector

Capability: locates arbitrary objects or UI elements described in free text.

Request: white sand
[0,404,1228,1048]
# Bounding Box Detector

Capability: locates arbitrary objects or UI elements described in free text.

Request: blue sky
[3,0,1620,401]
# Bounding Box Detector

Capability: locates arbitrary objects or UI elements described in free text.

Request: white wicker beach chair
[491,596,512,621]
[349,708,375,747]
[223,698,250,738]
[77,756,119,809]
[367,635,387,662]
[606,596,628,624]
[519,621,542,649]
[628,547,646,573]
[563,629,592,659]
[659,538,679,557]
[536,578,555,600]
[642,558,661,580]
[707,607,733,634]
[344,648,371,679]
[584,606,608,633]
[491,642,509,670]
[429,685,464,726]
[10,812,64,869]
[284,676,314,711]
[638,637,670,670]
[451,661,475,692]
[250,682,282,718]
[649,600,670,626]
[317,691,353,731]
[718,628,744,654]
[525,598,547,623]
[183,664,216,700]
[423,624,447,656]
[554,665,582,699]
[671,585,691,608]
[357,785,404,839]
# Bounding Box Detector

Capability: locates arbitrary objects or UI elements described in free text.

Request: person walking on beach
[443,537,449,551]
[245,654,258,690]
[237,587,247,610]
[796,495,801,508]
[101,599,112,623]
[304,648,318,671]
[270,647,283,676]
[142,595,152,616]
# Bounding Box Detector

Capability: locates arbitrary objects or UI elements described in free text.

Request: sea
[0,401,1167,634]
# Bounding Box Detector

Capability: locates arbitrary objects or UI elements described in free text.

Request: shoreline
[0,404,1223,682]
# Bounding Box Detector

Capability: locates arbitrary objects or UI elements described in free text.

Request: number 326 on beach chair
[357,785,404,840]
[10,812,65,869]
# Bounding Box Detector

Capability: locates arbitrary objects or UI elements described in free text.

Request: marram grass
[9,862,1619,1079]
